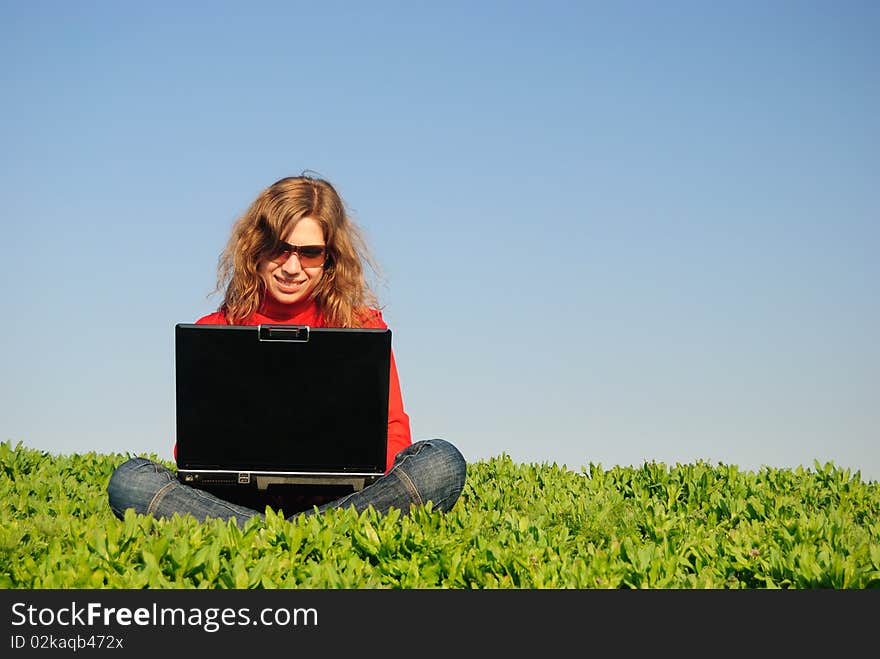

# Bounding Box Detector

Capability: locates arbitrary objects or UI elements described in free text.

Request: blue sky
[2,1,878,482]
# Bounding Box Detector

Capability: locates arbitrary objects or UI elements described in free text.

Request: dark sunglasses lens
[298,246,325,265]
[271,247,293,263]
[269,244,325,266]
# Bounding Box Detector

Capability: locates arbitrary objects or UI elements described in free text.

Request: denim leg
[107,439,467,527]
[107,457,263,528]
[303,438,467,518]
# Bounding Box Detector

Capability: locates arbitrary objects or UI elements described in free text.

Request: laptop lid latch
[258,325,310,342]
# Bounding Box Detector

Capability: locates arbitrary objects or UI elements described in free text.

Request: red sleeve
[359,310,413,471]
[385,348,412,472]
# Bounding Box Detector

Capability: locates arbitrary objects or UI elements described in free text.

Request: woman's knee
[430,438,467,481]
[404,438,467,511]
[436,439,467,504]
[108,457,166,491]
[106,457,174,519]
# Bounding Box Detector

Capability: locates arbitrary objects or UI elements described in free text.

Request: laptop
[174,323,390,497]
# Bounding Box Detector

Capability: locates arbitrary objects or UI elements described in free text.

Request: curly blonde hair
[215,174,381,327]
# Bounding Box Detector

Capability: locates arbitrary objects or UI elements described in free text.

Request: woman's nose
[281,253,304,274]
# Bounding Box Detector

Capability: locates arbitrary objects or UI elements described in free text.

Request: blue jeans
[107,439,467,528]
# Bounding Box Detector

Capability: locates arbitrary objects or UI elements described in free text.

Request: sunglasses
[268,242,327,267]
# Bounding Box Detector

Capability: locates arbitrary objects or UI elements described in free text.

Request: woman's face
[258,217,326,307]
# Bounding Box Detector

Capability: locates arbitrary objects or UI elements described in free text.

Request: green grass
[2,440,878,588]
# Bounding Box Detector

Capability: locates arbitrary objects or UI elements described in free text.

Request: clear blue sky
[2,1,878,482]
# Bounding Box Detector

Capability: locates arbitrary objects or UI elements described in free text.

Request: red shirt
[174,300,412,473]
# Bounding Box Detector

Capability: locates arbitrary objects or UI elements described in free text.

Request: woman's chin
[267,284,312,306]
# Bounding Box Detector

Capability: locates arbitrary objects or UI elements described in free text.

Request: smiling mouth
[275,277,303,290]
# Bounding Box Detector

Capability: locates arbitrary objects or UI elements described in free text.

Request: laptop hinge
[254,475,368,491]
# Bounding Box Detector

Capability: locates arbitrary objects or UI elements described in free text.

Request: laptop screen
[174,324,390,476]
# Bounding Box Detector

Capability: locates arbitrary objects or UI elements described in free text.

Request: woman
[107,174,467,527]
